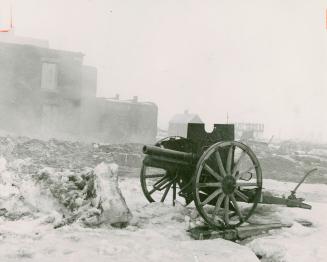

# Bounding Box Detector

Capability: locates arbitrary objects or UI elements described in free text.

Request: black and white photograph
[0,0,326,261]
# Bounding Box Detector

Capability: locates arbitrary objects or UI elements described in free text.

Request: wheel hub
[222,175,236,195]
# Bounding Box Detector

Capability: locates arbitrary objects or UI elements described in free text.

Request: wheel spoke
[149,177,171,195]
[212,193,225,219]
[230,194,243,222]
[231,150,246,177]
[198,182,221,188]
[148,187,157,195]
[237,182,257,187]
[160,182,172,202]
[153,175,170,187]
[203,164,223,181]
[172,181,176,206]
[153,177,171,190]
[234,189,249,202]
[201,189,223,206]
[226,145,234,175]
[224,195,230,224]
[145,174,166,178]
[215,151,227,177]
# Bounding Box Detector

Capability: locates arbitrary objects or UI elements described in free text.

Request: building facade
[0,35,158,143]
[0,40,87,138]
[234,122,264,140]
[83,96,157,144]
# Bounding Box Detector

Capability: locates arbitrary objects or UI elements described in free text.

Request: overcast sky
[1,0,327,141]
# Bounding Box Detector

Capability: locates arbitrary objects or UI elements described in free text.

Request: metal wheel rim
[193,141,262,229]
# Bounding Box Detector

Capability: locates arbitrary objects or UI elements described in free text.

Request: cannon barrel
[143,145,195,162]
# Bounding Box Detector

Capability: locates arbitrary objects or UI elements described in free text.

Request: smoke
[1,0,326,142]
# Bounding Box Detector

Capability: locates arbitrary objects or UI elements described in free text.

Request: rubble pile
[0,157,132,228]
[0,136,136,228]
[0,136,143,174]
[250,141,327,183]
[1,135,326,183]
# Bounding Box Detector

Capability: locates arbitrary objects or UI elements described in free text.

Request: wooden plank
[188,223,292,241]
[236,223,291,239]
[188,226,237,241]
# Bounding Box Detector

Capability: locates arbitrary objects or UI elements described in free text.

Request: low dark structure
[83,96,157,144]
[141,123,312,229]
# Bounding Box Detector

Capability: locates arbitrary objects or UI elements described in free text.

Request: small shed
[168,111,203,137]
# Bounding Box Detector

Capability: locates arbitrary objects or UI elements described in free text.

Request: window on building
[41,63,58,90]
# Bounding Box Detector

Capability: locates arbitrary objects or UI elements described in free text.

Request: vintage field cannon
[140,123,312,229]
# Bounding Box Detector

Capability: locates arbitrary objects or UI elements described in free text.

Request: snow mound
[0,159,132,228]
[91,163,132,227]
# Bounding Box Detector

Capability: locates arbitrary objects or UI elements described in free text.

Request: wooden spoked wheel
[140,137,189,206]
[140,165,182,205]
[193,141,262,229]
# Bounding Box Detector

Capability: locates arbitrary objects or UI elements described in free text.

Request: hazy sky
[1,0,327,141]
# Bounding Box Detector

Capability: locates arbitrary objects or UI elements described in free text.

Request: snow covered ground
[245,179,327,261]
[0,161,327,261]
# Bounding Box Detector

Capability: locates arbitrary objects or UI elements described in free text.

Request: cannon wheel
[193,141,262,229]
[140,136,188,206]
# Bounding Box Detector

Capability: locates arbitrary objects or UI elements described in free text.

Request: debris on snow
[0,136,326,262]
[0,157,132,228]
